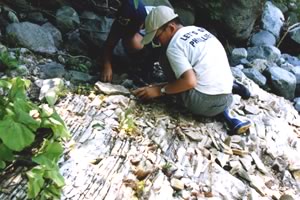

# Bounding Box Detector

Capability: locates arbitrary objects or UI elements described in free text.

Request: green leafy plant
[0,77,69,199]
[74,84,93,95]
[57,85,69,99]
[162,162,172,171]
[118,108,137,135]
[136,180,145,198]
[65,56,91,73]
[0,51,19,71]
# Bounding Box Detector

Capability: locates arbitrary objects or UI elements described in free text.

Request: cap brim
[141,29,157,45]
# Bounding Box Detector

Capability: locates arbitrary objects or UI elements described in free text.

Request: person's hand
[132,85,161,100]
[101,62,113,82]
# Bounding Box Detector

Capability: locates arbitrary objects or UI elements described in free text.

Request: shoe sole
[234,121,251,134]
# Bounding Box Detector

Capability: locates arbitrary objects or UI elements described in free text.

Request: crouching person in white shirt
[133,6,251,135]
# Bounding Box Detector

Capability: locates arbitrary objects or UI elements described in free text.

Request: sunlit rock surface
[1,78,300,200]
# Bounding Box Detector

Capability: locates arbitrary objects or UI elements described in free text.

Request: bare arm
[133,69,197,99]
[101,21,123,82]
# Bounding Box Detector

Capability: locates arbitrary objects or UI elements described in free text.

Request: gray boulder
[6,22,57,54]
[264,67,296,100]
[250,30,276,46]
[247,46,281,62]
[220,0,263,41]
[56,6,80,33]
[247,59,269,73]
[281,54,300,66]
[65,30,89,56]
[230,48,247,66]
[242,68,267,88]
[38,62,66,79]
[294,97,300,112]
[262,1,285,40]
[80,12,115,50]
[190,0,263,41]
[42,22,63,48]
[65,70,97,83]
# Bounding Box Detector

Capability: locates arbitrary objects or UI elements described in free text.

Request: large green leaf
[44,168,65,187]
[0,117,35,151]
[0,142,14,170]
[0,51,19,70]
[8,77,30,100]
[13,99,40,131]
[40,106,69,138]
[27,166,45,199]
[0,79,12,89]
[32,141,63,167]
[14,98,37,112]
[51,124,70,139]
[0,143,14,161]
[41,117,69,139]
[42,185,61,200]
[50,112,70,138]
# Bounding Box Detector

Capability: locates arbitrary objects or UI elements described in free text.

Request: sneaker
[232,80,251,100]
[222,109,251,135]
[231,119,251,134]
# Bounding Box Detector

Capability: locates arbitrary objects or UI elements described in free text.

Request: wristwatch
[160,86,167,95]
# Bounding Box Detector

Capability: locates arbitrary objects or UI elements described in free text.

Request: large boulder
[247,45,281,62]
[190,0,264,42]
[6,22,57,54]
[249,30,277,47]
[220,0,263,41]
[42,22,63,48]
[264,66,296,100]
[79,11,113,50]
[79,11,126,57]
[242,68,267,88]
[261,1,285,40]
[56,6,80,33]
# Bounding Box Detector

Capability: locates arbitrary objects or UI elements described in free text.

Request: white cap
[141,6,178,45]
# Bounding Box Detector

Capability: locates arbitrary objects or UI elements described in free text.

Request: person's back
[166,26,233,95]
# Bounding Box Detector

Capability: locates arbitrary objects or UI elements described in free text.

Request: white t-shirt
[166,26,233,95]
